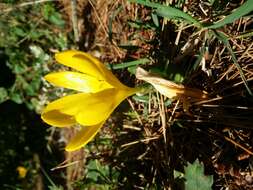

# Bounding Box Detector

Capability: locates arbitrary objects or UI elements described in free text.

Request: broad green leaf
[12,27,26,37]
[43,4,65,28]
[49,13,65,28]
[184,160,213,190]
[10,93,23,104]
[85,159,119,187]
[86,160,110,182]
[207,0,253,29]
[208,0,216,6]
[0,88,8,103]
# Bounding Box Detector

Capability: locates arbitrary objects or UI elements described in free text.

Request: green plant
[0,2,68,111]
[130,0,253,95]
[184,160,213,190]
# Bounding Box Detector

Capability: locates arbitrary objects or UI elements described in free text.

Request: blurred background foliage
[0,1,68,189]
[0,0,68,110]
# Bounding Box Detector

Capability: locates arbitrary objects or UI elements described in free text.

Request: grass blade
[106,58,150,70]
[212,30,252,95]
[129,0,202,27]
[155,7,202,27]
[207,0,253,29]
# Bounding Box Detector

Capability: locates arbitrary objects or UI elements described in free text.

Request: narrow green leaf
[207,0,253,29]
[184,160,213,190]
[151,12,159,27]
[107,58,149,70]
[133,94,150,103]
[212,30,252,95]
[129,0,202,27]
[232,31,253,39]
[109,6,123,41]
[155,7,201,27]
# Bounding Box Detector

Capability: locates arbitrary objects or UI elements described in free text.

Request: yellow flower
[16,166,27,178]
[41,50,139,151]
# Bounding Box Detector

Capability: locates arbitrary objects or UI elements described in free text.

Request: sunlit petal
[55,50,105,79]
[41,110,76,127]
[65,123,104,151]
[42,93,88,115]
[42,50,141,151]
[75,88,138,126]
[55,50,129,89]
[45,71,113,93]
[41,87,138,127]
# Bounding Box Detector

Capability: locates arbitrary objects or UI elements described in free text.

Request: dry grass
[56,0,253,189]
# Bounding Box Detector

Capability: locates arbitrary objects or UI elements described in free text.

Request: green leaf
[207,0,253,29]
[109,5,123,41]
[54,34,68,50]
[184,160,213,190]
[48,13,65,28]
[106,58,150,70]
[48,185,64,190]
[208,0,216,6]
[129,0,202,27]
[29,45,44,58]
[9,93,23,104]
[155,7,201,27]
[133,94,150,103]
[86,160,109,181]
[43,4,65,28]
[12,27,26,37]
[151,12,159,27]
[0,88,8,103]
[212,30,252,95]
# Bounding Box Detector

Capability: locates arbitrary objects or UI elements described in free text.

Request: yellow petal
[55,50,106,80]
[41,88,139,127]
[55,50,129,89]
[75,88,138,126]
[41,93,88,127]
[16,166,27,178]
[41,110,76,127]
[42,93,87,115]
[65,123,104,151]
[45,71,113,93]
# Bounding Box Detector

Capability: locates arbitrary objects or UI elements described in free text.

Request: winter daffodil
[16,166,27,178]
[41,50,140,151]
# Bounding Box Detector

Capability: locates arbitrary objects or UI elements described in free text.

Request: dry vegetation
[53,0,253,189]
[40,0,253,189]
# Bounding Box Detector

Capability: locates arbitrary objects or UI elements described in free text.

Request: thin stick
[127,98,143,125]
[87,0,122,57]
[51,161,80,171]
[2,0,58,13]
[121,136,159,148]
[224,136,253,156]
[71,0,79,43]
